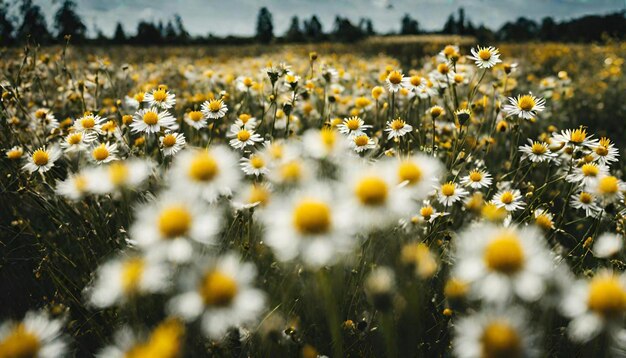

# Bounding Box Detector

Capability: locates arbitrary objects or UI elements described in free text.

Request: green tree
[54,0,87,43]
[285,16,303,42]
[0,0,14,45]
[255,7,273,44]
[16,0,51,44]
[113,22,126,44]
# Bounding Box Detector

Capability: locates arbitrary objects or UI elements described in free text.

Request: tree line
[0,1,624,46]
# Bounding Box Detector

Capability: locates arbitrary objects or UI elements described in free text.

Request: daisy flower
[201,99,228,119]
[467,46,502,68]
[240,153,270,177]
[97,319,184,358]
[593,232,623,258]
[227,125,263,151]
[267,158,311,187]
[22,146,62,174]
[592,175,626,205]
[232,183,272,210]
[404,74,427,91]
[90,142,118,164]
[385,70,405,92]
[167,253,266,339]
[502,93,546,120]
[73,112,106,133]
[261,184,354,267]
[60,131,96,152]
[438,44,459,63]
[33,108,59,131]
[5,146,23,160]
[130,193,220,262]
[350,134,376,153]
[337,116,372,136]
[0,310,68,358]
[592,137,619,166]
[183,110,207,129]
[493,189,526,212]
[551,127,597,149]
[234,113,258,130]
[130,107,178,134]
[302,127,348,160]
[460,169,493,189]
[385,118,413,139]
[519,140,556,163]
[566,162,608,189]
[562,270,626,343]
[56,172,89,201]
[169,146,242,202]
[143,87,176,109]
[88,159,153,194]
[437,181,469,206]
[570,191,602,217]
[393,154,443,199]
[453,308,537,358]
[160,132,186,156]
[86,255,170,308]
[417,200,448,223]
[534,208,555,230]
[453,223,553,303]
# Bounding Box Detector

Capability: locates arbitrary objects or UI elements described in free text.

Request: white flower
[302,128,348,160]
[570,191,602,217]
[143,87,176,109]
[460,169,493,189]
[493,189,526,212]
[349,134,377,153]
[240,153,270,177]
[73,112,106,133]
[97,319,184,358]
[0,310,68,358]
[33,108,59,131]
[337,116,371,136]
[227,125,263,150]
[385,119,413,139]
[56,172,89,200]
[201,99,228,119]
[22,146,62,174]
[385,70,405,92]
[591,175,626,206]
[593,232,623,258]
[234,114,258,130]
[551,127,598,150]
[130,107,178,134]
[87,159,153,194]
[90,142,119,164]
[86,254,170,308]
[183,110,207,129]
[566,162,608,189]
[592,137,619,166]
[503,93,546,120]
[393,154,443,200]
[467,46,502,69]
[167,253,266,339]
[453,223,553,303]
[160,132,186,156]
[60,131,96,152]
[436,181,469,206]
[519,140,557,163]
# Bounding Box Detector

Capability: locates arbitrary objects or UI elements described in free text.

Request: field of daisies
[1,41,626,357]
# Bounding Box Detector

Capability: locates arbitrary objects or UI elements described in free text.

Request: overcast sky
[29,0,626,37]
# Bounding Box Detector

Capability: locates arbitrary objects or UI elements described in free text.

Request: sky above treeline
[26,0,626,37]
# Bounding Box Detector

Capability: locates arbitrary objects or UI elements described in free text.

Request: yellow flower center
[121,258,145,294]
[249,155,265,169]
[595,146,609,157]
[480,322,522,358]
[437,63,450,74]
[81,116,95,129]
[398,161,423,184]
[598,176,619,194]
[478,49,492,61]
[153,89,168,102]
[484,232,525,274]
[320,128,336,149]
[517,95,535,111]
[67,133,83,145]
[531,142,546,155]
[237,130,251,142]
[35,109,47,119]
[92,144,109,161]
[158,205,192,239]
[346,118,360,130]
[571,128,587,144]
[208,100,222,112]
[535,214,553,230]
[443,45,456,57]
[32,150,49,166]
[410,75,423,86]
[390,119,406,131]
[239,114,251,123]
[109,162,129,186]
[469,170,483,182]
[482,203,508,222]
[388,71,403,85]
[420,206,434,218]
[248,185,270,206]
[292,199,332,235]
[579,192,593,204]
[441,182,456,197]
[199,271,238,306]
[7,149,22,160]
[354,135,370,147]
[0,324,41,358]
[188,111,203,122]
[280,162,301,182]
[188,152,219,182]
[581,163,599,177]
[500,191,514,205]
[588,275,626,317]
[162,134,177,148]
[355,176,388,206]
[143,111,159,125]
[134,92,145,102]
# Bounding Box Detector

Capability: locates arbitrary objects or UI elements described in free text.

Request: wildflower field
[1,39,626,357]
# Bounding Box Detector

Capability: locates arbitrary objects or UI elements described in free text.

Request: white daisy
[385,118,413,139]
[493,189,526,212]
[592,137,619,166]
[227,125,263,151]
[467,46,502,69]
[86,254,170,308]
[570,191,602,217]
[592,175,626,206]
[0,310,68,358]
[56,172,89,201]
[453,223,553,303]
[551,127,598,150]
[436,181,469,206]
[233,113,258,130]
[337,116,372,137]
[160,132,186,156]
[231,183,272,210]
[73,112,106,133]
[566,162,608,189]
[60,131,96,152]
[33,108,59,131]
[167,253,266,339]
[593,232,623,258]
[533,208,555,230]
[519,140,557,163]
[393,154,443,200]
[349,134,377,153]
[183,110,207,130]
[90,142,118,164]
[201,99,228,119]
[385,70,405,92]
[502,93,546,120]
[130,107,178,134]
[97,319,184,358]
[22,146,62,174]
[143,87,176,109]
[460,169,493,189]
[302,128,348,160]
[87,159,153,194]
[240,153,270,177]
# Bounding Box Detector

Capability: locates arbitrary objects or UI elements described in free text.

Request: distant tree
[174,14,190,43]
[16,0,51,44]
[457,8,466,35]
[364,18,375,35]
[442,14,456,34]
[164,20,177,43]
[332,16,364,42]
[475,24,495,43]
[498,17,539,41]
[113,22,126,44]
[0,0,14,45]
[303,15,323,42]
[255,7,273,44]
[54,0,87,43]
[135,21,162,45]
[285,16,303,42]
[400,13,419,35]
[540,17,557,41]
